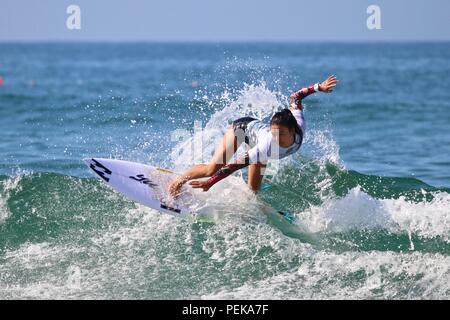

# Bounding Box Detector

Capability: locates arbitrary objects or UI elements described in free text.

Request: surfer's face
[270,124,295,148]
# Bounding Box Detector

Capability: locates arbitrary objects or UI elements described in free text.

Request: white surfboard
[83,157,297,223]
[83,158,205,217]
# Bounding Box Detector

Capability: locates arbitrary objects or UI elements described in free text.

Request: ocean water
[0,42,449,299]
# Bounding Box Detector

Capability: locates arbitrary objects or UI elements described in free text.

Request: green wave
[0,173,133,253]
[260,161,449,212]
[260,161,450,254]
[1,166,449,255]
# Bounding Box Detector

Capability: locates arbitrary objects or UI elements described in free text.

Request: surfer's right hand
[189,180,211,192]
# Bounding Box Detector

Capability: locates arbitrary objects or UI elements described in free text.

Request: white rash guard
[245,108,305,163]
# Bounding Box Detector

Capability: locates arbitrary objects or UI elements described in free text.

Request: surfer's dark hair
[270,109,301,135]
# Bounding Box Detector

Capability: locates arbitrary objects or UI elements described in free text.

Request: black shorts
[232,116,257,144]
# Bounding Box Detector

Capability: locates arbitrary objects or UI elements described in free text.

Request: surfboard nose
[83,158,95,166]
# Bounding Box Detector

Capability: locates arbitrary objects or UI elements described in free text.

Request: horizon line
[1,39,450,44]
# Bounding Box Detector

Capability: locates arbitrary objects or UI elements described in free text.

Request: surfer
[168,75,338,196]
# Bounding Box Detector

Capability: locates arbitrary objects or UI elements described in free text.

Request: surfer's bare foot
[168,175,190,197]
[168,179,183,197]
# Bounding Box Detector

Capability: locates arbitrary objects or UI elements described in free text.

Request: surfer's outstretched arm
[290,75,338,110]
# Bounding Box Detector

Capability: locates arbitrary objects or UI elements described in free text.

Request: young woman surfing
[168,75,338,196]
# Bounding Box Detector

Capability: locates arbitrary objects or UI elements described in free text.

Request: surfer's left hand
[189,180,211,192]
[319,75,338,93]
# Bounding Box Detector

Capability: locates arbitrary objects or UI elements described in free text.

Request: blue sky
[1,0,449,42]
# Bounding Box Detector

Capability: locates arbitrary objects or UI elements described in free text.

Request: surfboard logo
[89,158,112,182]
[129,174,158,188]
[160,203,181,214]
[84,158,193,216]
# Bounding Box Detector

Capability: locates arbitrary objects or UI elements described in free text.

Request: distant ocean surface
[1,42,449,299]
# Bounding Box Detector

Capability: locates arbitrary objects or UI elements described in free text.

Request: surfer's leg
[207,126,242,172]
[183,126,244,180]
[247,163,265,191]
[179,164,218,180]
[183,127,242,178]
[168,127,242,196]
[168,120,251,196]
[205,117,254,176]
